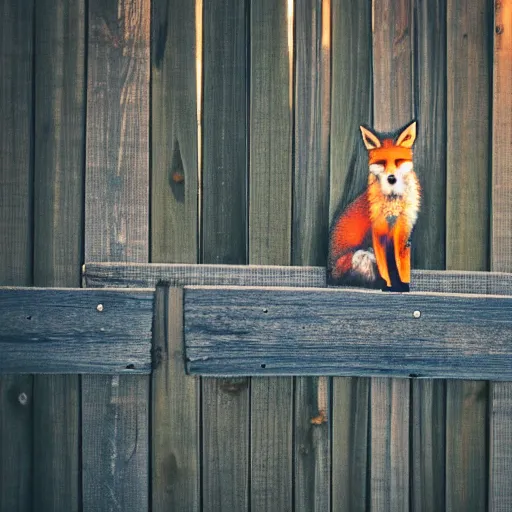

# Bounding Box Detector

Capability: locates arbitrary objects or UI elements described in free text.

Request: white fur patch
[369,163,385,175]
[352,249,377,281]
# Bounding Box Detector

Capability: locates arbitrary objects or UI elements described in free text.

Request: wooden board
[0,2,34,510]
[83,262,326,288]
[446,0,491,509]
[490,2,512,510]
[151,286,199,511]
[0,288,153,374]
[201,0,249,509]
[293,0,332,508]
[329,2,372,509]
[249,1,293,509]
[184,285,512,378]
[32,1,86,509]
[151,0,198,263]
[83,2,151,510]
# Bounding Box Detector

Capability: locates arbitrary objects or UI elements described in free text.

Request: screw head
[96,304,104,312]
[413,310,421,319]
[18,392,28,406]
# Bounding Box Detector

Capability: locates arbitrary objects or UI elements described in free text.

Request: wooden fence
[1,0,511,511]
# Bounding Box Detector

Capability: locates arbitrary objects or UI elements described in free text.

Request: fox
[328,120,421,292]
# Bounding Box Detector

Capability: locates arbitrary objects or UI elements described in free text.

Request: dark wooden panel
[0,288,152,374]
[332,377,370,512]
[490,3,512,509]
[201,0,249,508]
[0,2,34,510]
[152,286,199,511]
[293,0,332,508]
[249,0,293,509]
[329,2,372,509]
[446,1,492,508]
[184,286,512,378]
[151,0,198,263]
[82,374,149,510]
[83,262,326,288]
[371,0,414,507]
[0,375,32,512]
[84,1,151,510]
[202,0,247,264]
[32,1,86,509]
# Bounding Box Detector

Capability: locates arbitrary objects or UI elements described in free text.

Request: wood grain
[184,285,512,378]
[152,286,199,511]
[371,0,413,507]
[151,0,198,263]
[83,1,151,510]
[446,1,492,508]
[330,2,372,509]
[0,2,34,510]
[201,0,249,509]
[0,288,153,374]
[489,3,512,510]
[332,377,370,512]
[32,1,86,509]
[249,1,293,509]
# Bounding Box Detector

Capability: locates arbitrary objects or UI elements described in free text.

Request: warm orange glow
[322,0,330,49]
[196,0,203,222]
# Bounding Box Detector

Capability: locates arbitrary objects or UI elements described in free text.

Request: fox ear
[359,125,382,150]
[395,120,417,148]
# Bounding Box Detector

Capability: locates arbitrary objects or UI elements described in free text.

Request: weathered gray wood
[202,0,247,264]
[332,377,370,511]
[84,1,151,510]
[150,1,200,509]
[151,286,199,511]
[82,374,149,510]
[294,0,332,508]
[489,3,512,510]
[151,0,198,263]
[446,381,488,512]
[411,380,446,512]
[0,3,34,509]
[184,285,512,379]
[32,1,86,509]
[249,1,293,509]
[201,0,249,509]
[0,288,152,374]
[329,2,372,509]
[83,263,326,288]
[446,1,492,508]
[0,375,32,512]
[370,378,409,512]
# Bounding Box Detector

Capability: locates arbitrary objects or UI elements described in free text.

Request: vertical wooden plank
[293,0,331,509]
[83,1,150,511]
[332,378,370,511]
[0,1,34,511]
[490,2,512,510]
[371,0,412,510]
[446,0,491,510]
[151,0,198,263]
[32,1,85,510]
[330,1,371,510]
[150,1,200,511]
[202,0,249,510]
[249,1,293,510]
[152,286,200,511]
[411,1,447,510]
[446,381,488,512]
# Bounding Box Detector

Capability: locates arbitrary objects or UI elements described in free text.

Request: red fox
[328,120,420,292]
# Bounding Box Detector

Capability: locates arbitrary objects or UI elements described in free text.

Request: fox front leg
[394,221,411,285]
[372,231,391,288]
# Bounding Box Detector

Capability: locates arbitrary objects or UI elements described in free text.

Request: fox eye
[396,160,413,172]
[369,163,385,175]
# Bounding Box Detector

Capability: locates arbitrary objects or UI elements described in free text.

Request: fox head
[359,120,417,198]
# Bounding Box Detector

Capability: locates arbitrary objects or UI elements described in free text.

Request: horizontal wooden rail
[184,285,512,379]
[0,288,153,374]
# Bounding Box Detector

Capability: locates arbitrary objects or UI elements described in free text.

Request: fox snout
[387,174,397,185]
